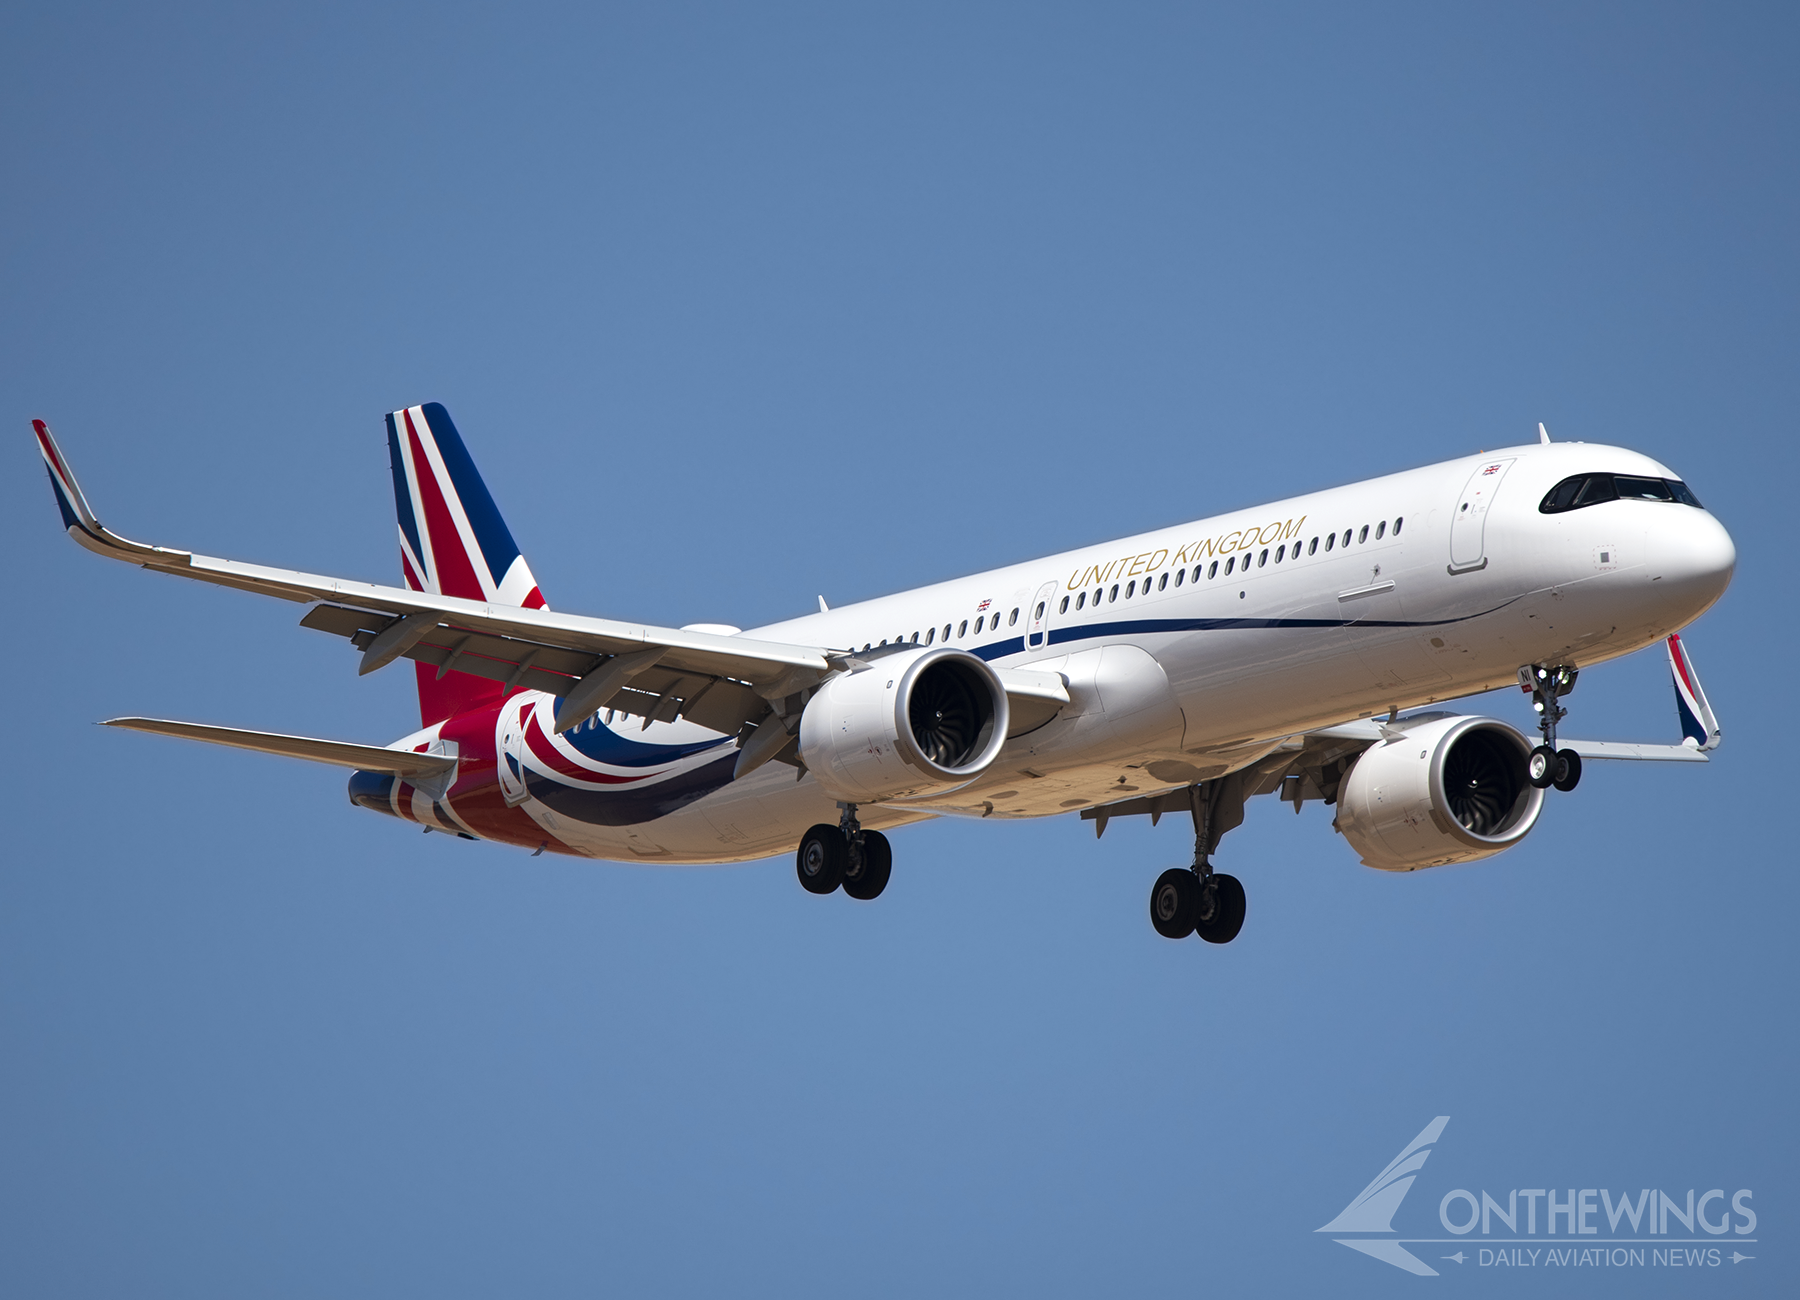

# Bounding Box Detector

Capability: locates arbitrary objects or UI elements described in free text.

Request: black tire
[1194,873,1246,945]
[843,830,892,901]
[796,824,846,894]
[1553,747,1582,793]
[1149,868,1197,939]
[1526,744,1558,789]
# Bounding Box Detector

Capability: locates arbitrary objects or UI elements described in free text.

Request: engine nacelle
[1335,715,1543,872]
[798,647,1009,804]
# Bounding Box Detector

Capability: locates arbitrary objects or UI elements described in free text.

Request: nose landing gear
[1521,664,1583,792]
[1148,782,1247,943]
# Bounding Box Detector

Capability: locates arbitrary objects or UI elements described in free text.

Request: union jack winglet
[385,403,547,611]
[34,418,103,542]
[1667,633,1721,751]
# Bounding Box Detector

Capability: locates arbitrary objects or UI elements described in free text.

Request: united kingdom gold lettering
[1061,518,1306,589]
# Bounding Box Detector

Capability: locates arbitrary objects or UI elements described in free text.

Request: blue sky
[3,4,1795,1296]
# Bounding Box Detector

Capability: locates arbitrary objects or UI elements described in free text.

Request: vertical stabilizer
[386,403,547,725]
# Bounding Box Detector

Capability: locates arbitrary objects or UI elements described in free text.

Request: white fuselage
[489,441,1733,862]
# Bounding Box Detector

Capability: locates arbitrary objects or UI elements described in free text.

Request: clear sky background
[3,4,1795,1296]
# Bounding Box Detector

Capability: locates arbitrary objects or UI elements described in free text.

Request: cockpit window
[1614,475,1674,501]
[1540,473,1704,514]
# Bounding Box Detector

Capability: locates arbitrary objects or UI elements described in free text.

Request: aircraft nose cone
[1652,508,1736,620]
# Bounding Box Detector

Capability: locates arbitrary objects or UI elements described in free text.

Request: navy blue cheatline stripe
[420,403,523,583]
[971,637,1026,661]
[959,602,1521,659]
[384,413,424,566]
[1051,616,1441,641]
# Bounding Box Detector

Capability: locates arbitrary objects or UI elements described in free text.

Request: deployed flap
[103,717,459,777]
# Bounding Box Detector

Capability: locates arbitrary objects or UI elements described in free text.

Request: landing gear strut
[1521,664,1583,792]
[1148,781,1247,943]
[796,803,891,900]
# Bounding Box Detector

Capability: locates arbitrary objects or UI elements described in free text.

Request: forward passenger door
[1449,458,1516,571]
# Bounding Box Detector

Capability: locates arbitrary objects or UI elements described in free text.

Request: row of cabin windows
[844,515,1407,649]
[1054,517,1404,613]
[857,606,1022,653]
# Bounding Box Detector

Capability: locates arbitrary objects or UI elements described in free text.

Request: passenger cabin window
[1174,569,1184,586]
[1159,573,1168,590]
[1275,544,1285,562]
[1126,580,1136,598]
[1035,601,1046,619]
[1394,517,1404,535]
[958,620,968,637]
[1225,556,1235,575]
[1325,533,1335,551]
[1309,537,1319,555]
[1258,548,1268,567]
[1075,592,1085,610]
[1109,584,1119,602]
[925,628,935,644]
[1058,596,1069,613]
[1342,529,1352,546]
[1208,561,1218,578]
[1009,608,1020,626]
[1358,525,1369,544]
[1375,521,1386,540]
[1192,565,1202,582]
[943,624,952,640]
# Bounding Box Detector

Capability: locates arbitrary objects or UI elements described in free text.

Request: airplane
[32,406,1732,943]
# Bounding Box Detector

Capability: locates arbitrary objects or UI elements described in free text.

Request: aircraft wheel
[1194,873,1246,945]
[1527,744,1558,789]
[796,824,846,894]
[1149,868,1197,939]
[843,831,892,901]
[1552,748,1582,792]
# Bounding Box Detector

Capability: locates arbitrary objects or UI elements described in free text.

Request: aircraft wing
[36,419,1064,743]
[35,418,836,737]
[1083,635,1723,835]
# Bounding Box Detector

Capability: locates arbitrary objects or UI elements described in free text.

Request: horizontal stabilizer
[103,717,458,778]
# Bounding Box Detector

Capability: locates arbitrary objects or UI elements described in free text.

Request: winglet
[1667,633,1721,751]
[33,418,103,539]
[31,419,185,565]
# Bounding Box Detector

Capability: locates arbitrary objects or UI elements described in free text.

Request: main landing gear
[1520,664,1583,793]
[1150,782,1247,944]
[796,804,892,901]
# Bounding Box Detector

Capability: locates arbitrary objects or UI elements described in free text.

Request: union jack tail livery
[1667,632,1721,751]
[386,403,546,724]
